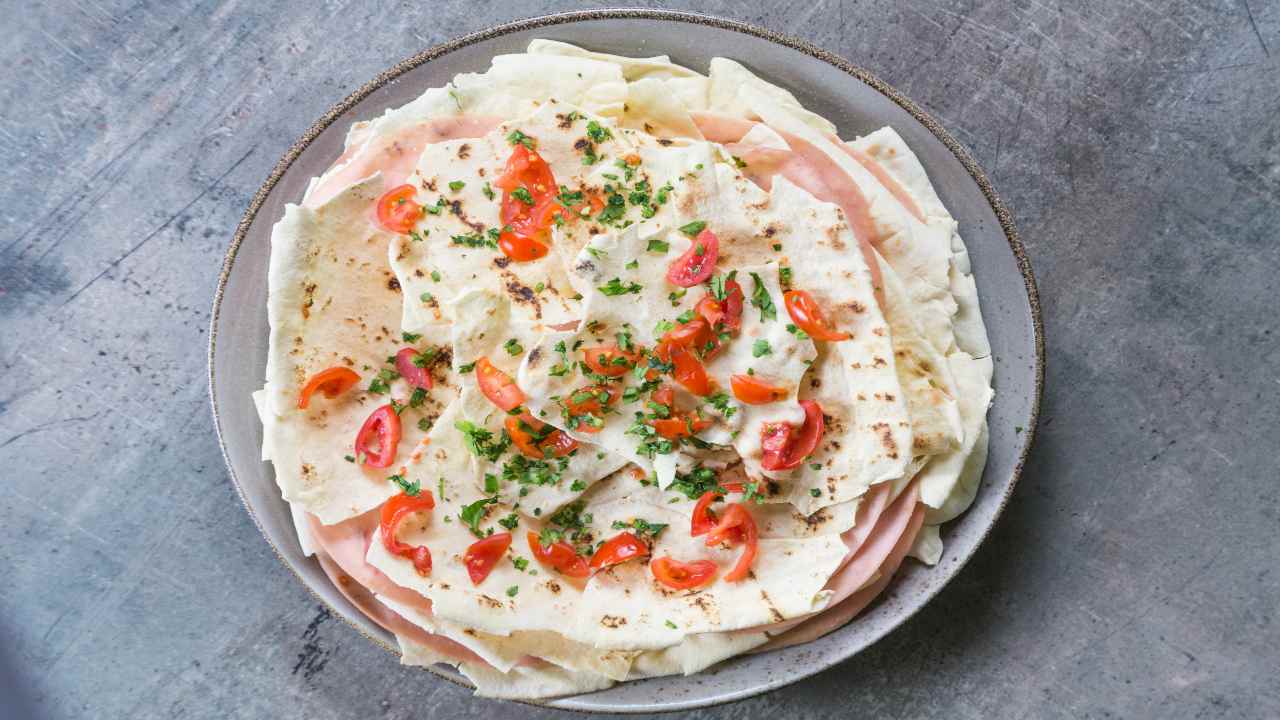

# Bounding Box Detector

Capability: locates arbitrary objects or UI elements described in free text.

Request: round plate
[209,9,1042,713]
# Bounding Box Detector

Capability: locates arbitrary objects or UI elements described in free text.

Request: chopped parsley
[504,338,524,356]
[388,474,421,496]
[481,182,495,200]
[599,277,642,296]
[749,272,777,321]
[402,331,421,342]
[417,416,435,432]
[458,361,476,373]
[448,180,465,192]
[810,487,822,497]
[786,323,810,340]
[458,497,498,537]
[484,473,500,494]
[430,270,442,282]
[498,513,520,531]
[586,120,612,143]
[511,186,535,205]
[451,232,497,249]
[647,238,670,254]
[611,518,668,539]
[752,339,772,357]
[502,453,569,487]
[667,465,723,500]
[779,266,794,289]
[707,392,737,419]
[678,220,707,237]
[506,585,519,597]
[507,129,535,149]
[454,420,510,462]
[665,620,678,630]
[511,555,530,571]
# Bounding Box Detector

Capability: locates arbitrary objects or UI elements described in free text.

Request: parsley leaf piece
[458,497,498,537]
[752,339,772,357]
[454,420,510,462]
[389,474,421,496]
[678,220,706,237]
[749,272,777,321]
[598,277,642,296]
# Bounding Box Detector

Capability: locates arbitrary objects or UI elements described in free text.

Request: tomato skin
[651,556,718,590]
[474,357,525,412]
[356,405,402,468]
[527,531,590,578]
[464,532,512,586]
[494,144,561,262]
[297,366,360,409]
[783,289,850,341]
[730,374,787,405]
[505,413,578,458]
[759,400,826,471]
[498,230,549,262]
[667,229,720,287]
[581,345,638,376]
[663,317,714,350]
[563,384,618,433]
[394,348,433,390]
[589,532,649,571]
[651,417,711,440]
[380,491,436,576]
[691,490,720,537]
[695,279,744,333]
[704,503,758,582]
[376,184,424,234]
[656,341,713,396]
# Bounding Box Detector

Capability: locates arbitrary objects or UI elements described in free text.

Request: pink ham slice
[304,115,502,208]
[691,112,886,309]
[757,496,925,651]
[829,139,926,223]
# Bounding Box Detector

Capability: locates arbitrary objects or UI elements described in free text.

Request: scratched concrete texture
[1,0,1277,718]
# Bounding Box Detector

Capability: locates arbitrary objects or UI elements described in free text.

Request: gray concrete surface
[2,1,1277,718]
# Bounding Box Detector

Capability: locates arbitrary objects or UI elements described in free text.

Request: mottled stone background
[1,1,1276,718]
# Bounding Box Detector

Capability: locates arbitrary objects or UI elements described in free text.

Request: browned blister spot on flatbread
[600,615,627,629]
[871,421,899,459]
[759,590,785,623]
[477,595,504,610]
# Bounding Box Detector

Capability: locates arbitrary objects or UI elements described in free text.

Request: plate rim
[207,7,1044,712]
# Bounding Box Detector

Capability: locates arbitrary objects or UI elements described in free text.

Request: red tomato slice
[394,348,433,390]
[650,556,718,590]
[464,532,512,586]
[691,490,721,537]
[498,230,549,262]
[588,532,649,571]
[666,228,719,287]
[563,384,618,434]
[651,385,675,409]
[695,279,744,333]
[663,317,714,350]
[380,491,436,576]
[527,531,590,578]
[297,366,360,409]
[475,357,525,412]
[505,413,579,458]
[759,400,826,471]
[651,416,712,440]
[730,374,787,405]
[494,144,561,262]
[704,503,758,582]
[355,405,401,468]
[783,289,851,341]
[581,345,639,377]
[375,184,424,234]
[655,341,713,396]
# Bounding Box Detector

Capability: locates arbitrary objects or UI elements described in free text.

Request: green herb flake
[511,186,535,205]
[810,488,822,497]
[506,585,519,598]
[504,338,524,356]
[646,238,670,254]
[506,129,535,149]
[598,277,642,296]
[389,474,421,496]
[678,220,706,237]
[459,496,498,538]
[749,272,777,321]
[481,182,495,201]
[454,420,510,462]
[752,339,772,358]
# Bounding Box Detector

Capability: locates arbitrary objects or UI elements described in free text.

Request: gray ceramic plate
[208,9,1042,713]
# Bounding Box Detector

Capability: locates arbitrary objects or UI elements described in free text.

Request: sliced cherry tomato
[695,279,744,333]
[527,531,590,578]
[759,400,826,471]
[497,230,549,262]
[730,374,788,405]
[581,345,639,377]
[464,532,512,586]
[475,357,525,412]
[690,482,747,537]
[562,384,618,434]
[666,228,719,287]
[704,503,758,582]
[494,144,562,262]
[663,317,714,350]
[655,341,713,396]
[375,184,424,234]
[297,366,360,410]
[784,289,851,341]
[505,412,578,458]
[651,416,712,440]
[651,385,675,409]
[355,405,401,468]
[651,556,718,590]
[394,348,433,390]
[588,532,649,571]
[380,491,436,576]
